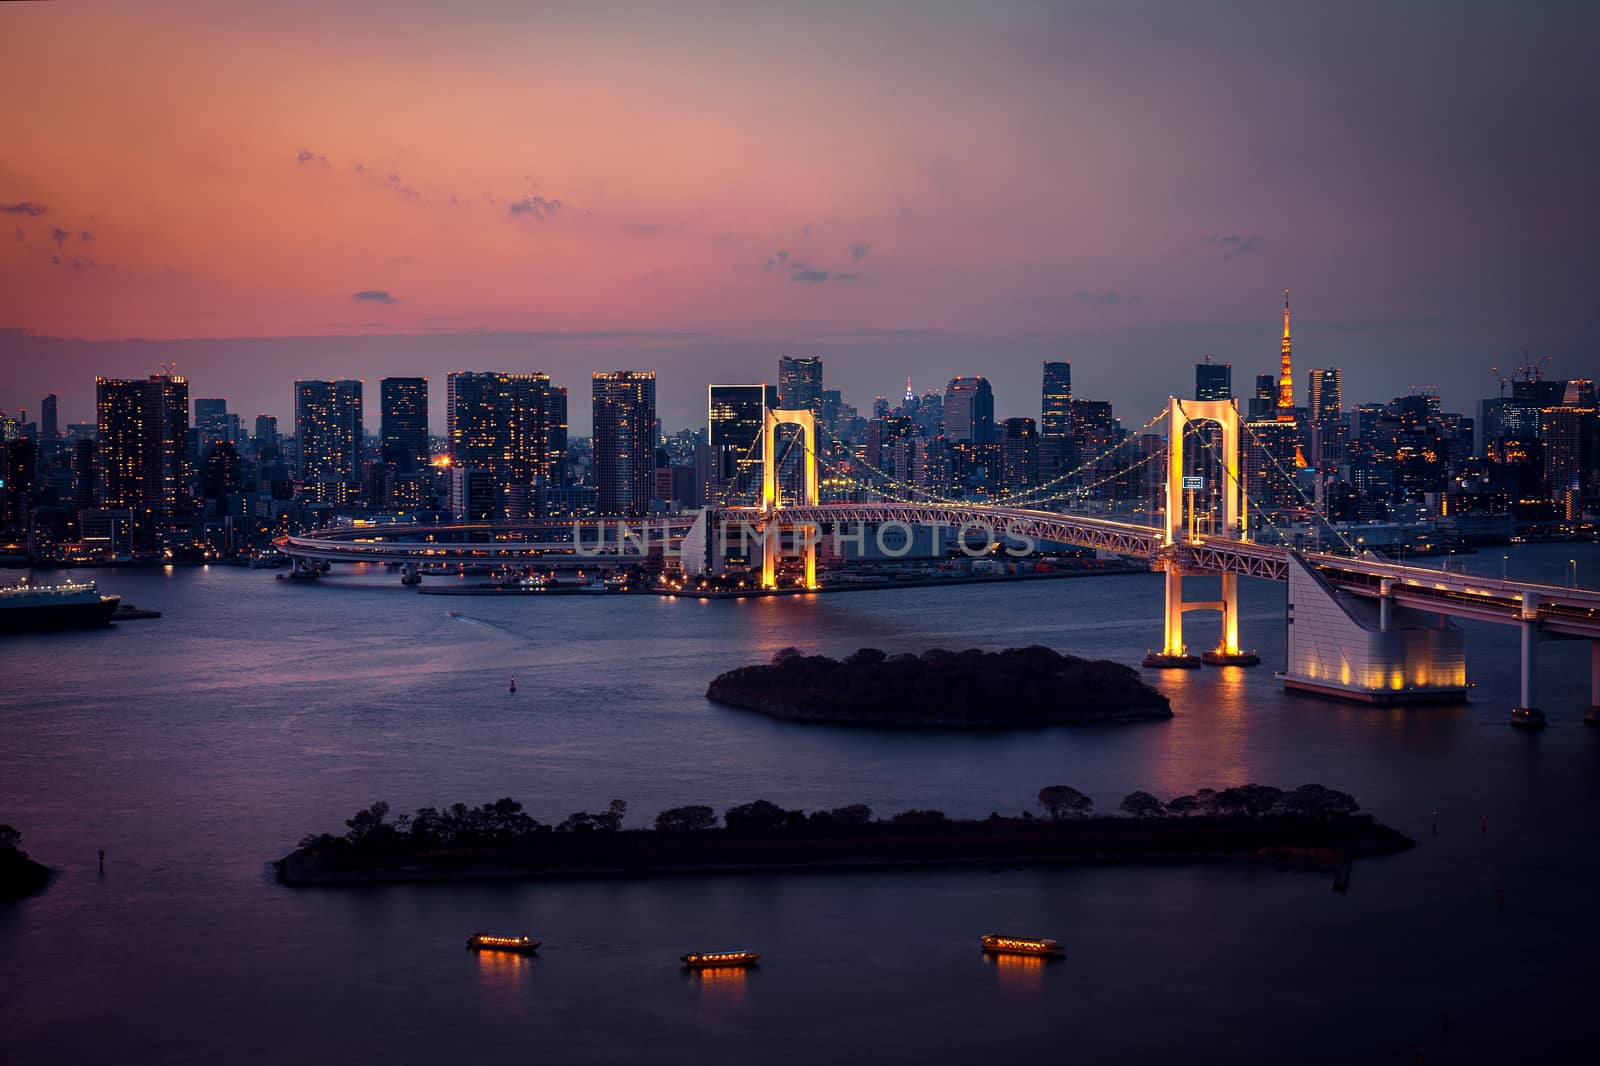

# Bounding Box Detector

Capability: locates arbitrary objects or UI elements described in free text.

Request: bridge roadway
[276,504,1600,640]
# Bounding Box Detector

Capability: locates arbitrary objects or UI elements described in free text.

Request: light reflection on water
[984,951,1047,990]
[474,948,534,991]
[1,542,1598,1064]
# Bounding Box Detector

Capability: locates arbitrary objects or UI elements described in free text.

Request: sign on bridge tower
[1145,397,1260,668]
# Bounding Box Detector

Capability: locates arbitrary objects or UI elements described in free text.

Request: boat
[466,933,540,954]
[981,934,1065,958]
[681,950,761,968]
[0,580,120,634]
[579,577,610,593]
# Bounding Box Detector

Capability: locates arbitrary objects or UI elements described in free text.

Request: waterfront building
[592,371,656,517]
[96,372,191,547]
[294,379,363,505]
[1041,362,1073,439]
[446,371,554,519]
[379,377,429,474]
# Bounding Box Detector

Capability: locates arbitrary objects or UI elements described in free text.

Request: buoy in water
[509,676,517,694]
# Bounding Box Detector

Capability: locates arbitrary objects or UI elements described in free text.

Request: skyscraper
[380,377,430,474]
[294,379,364,504]
[1001,417,1040,492]
[1041,362,1072,438]
[778,357,823,411]
[1195,358,1232,401]
[942,377,995,443]
[1277,290,1295,420]
[592,371,656,517]
[709,383,779,500]
[1308,367,1342,423]
[39,393,59,467]
[96,372,191,545]
[446,371,553,519]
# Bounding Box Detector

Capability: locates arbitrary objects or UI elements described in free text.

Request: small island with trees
[1,824,51,900]
[705,645,1172,727]
[276,782,1411,888]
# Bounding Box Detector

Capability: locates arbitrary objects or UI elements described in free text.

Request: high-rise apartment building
[942,376,995,443]
[96,372,191,545]
[379,378,430,474]
[294,379,364,504]
[778,357,823,411]
[1041,362,1073,439]
[446,371,554,519]
[592,371,656,517]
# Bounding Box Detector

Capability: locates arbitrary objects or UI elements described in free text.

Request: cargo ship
[980,934,1065,958]
[0,580,120,634]
[681,950,760,969]
[466,933,540,954]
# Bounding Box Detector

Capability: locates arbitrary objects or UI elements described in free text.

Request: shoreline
[276,848,1365,888]
[412,564,1150,598]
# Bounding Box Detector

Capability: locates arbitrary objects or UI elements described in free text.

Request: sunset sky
[2,0,1596,433]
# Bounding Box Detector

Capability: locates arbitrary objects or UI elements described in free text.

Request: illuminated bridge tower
[1144,397,1260,668]
[760,408,820,590]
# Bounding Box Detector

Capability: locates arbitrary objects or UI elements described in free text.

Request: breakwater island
[706,645,1172,727]
[276,785,1413,887]
[0,824,51,899]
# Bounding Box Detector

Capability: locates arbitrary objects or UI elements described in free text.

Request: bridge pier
[1587,641,1600,725]
[1144,569,1201,668]
[1511,594,1546,729]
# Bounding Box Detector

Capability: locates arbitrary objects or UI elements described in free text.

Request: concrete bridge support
[1510,595,1547,728]
[1588,641,1600,725]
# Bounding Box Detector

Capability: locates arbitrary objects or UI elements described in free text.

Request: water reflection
[984,951,1046,990]
[474,948,533,990]
[688,965,749,1004]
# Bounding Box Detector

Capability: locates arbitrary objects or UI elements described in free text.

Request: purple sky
[2,1,1596,435]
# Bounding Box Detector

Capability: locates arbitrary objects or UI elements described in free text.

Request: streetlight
[1501,555,1508,583]
[1570,559,1578,589]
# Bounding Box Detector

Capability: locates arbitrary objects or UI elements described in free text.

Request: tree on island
[0,824,19,854]
[1038,785,1094,820]
[1119,791,1166,818]
[771,646,804,665]
[1216,784,1285,817]
[1164,795,1201,817]
[655,805,719,832]
[844,647,886,665]
[1281,784,1359,818]
[724,799,807,834]
[559,800,628,833]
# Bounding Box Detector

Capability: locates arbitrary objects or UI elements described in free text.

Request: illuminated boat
[681,950,761,968]
[0,580,119,634]
[466,933,540,954]
[981,934,1065,958]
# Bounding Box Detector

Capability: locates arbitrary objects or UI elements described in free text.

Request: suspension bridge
[277,398,1600,725]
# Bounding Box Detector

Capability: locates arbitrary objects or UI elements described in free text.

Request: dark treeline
[294,782,1364,862]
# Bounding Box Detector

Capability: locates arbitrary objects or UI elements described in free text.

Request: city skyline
[4,0,1597,432]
